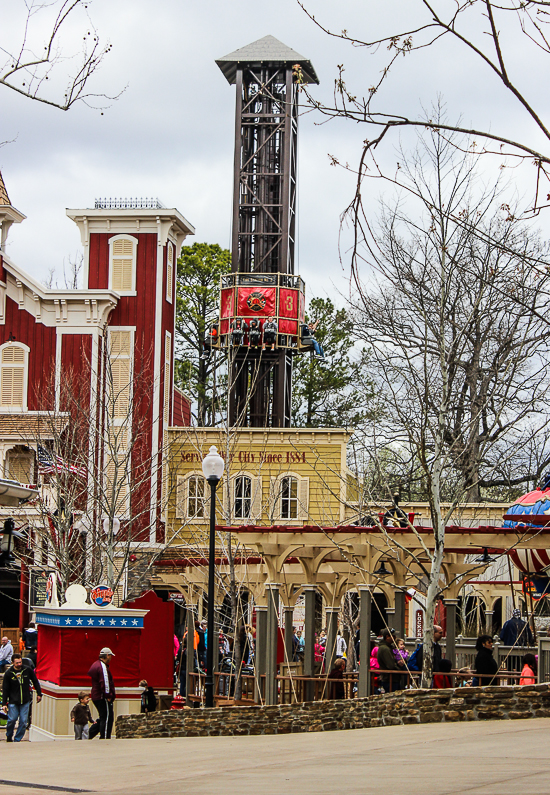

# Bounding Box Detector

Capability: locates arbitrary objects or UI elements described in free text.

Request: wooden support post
[445,599,458,669]
[325,608,339,674]
[265,585,280,705]
[394,590,406,640]
[185,602,195,707]
[284,607,294,663]
[358,587,372,698]
[303,586,316,701]
[254,606,267,704]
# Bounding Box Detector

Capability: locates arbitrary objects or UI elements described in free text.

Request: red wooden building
[0,172,193,624]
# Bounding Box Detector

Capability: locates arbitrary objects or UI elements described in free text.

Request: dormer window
[109,235,137,294]
[0,343,29,410]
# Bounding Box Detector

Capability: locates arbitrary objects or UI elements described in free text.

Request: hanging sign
[415,609,424,639]
[522,576,550,601]
[90,584,114,607]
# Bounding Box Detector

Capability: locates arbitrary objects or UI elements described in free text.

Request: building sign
[90,584,114,607]
[181,450,308,465]
[169,592,185,606]
[415,609,424,639]
[29,568,57,608]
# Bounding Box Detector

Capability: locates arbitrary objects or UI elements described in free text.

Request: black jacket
[474,647,499,684]
[2,665,42,705]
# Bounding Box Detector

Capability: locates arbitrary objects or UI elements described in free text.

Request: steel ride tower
[216,36,319,428]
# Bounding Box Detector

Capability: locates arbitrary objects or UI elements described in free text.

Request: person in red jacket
[88,647,116,740]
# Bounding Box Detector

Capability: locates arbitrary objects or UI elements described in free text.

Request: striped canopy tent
[504,482,550,573]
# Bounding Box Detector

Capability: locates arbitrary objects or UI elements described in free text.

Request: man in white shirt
[0,636,13,672]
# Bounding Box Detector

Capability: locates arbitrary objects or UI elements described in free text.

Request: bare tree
[299,0,550,215]
[347,130,550,684]
[8,342,179,604]
[1,0,120,111]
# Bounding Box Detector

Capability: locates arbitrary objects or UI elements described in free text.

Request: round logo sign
[90,584,114,607]
[246,291,267,312]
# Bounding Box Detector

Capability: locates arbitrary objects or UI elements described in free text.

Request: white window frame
[176,472,207,523]
[108,234,138,295]
[104,327,135,519]
[270,472,309,523]
[0,341,29,411]
[222,473,263,523]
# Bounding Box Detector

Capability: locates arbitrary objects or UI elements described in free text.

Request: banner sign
[35,612,143,628]
[279,288,299,319]
[220,288,234,319]
[237,286,276,317]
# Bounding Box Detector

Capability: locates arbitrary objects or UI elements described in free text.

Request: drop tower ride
[216,36,319,427]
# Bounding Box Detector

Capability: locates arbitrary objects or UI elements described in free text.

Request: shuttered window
[270,474,309,522]
[108,331,132,418]
[104,330,133,517]
[166,243,173,302]
[164,332,171,425]
[5,449,34,484]
[110,237,136,293]
[0,344,27,409]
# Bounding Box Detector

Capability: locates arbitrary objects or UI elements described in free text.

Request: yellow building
[166,427,352,545]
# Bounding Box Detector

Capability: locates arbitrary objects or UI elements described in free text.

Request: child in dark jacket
[71,692,93,739]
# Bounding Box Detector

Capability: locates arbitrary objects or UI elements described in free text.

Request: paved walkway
[1,719,549,794]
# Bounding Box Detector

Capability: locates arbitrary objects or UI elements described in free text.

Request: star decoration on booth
[88,619,94,625]
[65,618,72,625]
[76,618,83,625]
[99,618,105,625]
[120,619,127,626]
[110,619,116,625]
[132,619,138,626]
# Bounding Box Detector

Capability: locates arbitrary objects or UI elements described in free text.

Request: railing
[186,665,527,707]
[94,197,165,209]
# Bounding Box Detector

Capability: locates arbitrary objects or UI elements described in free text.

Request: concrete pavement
[1,718,549,794]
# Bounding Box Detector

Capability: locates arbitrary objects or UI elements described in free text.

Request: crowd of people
[0,610,542,740]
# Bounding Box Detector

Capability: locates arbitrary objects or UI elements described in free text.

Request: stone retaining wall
[116,683,550,739]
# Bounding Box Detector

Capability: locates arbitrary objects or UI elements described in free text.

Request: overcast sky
[1,0,548,301]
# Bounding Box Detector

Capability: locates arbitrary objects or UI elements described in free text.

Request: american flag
[37,444,87,479]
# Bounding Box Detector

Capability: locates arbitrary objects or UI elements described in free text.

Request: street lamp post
[202,445,225,708]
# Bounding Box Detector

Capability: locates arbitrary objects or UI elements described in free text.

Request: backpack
[408,644,422,671]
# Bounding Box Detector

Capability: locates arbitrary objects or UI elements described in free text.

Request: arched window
[281,476,298,519]
[109,235,137,294]
[5,445,34,484]
[176,473,206,520]
[0,343,29,410]
[270,473,309,522]
[234,475,252,519]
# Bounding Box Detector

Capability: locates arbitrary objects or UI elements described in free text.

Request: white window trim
[176,471,208,523]
[0,341,30,412]
[108,234,138,295]
[104,327,135,519]
[223,472,263,523]
[270,472,309,523]
[166,242,174,304]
